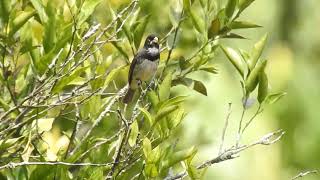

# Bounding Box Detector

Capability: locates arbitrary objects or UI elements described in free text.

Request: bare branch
[292,170,318,180]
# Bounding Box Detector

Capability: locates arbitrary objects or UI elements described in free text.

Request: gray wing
[128,49,146,85]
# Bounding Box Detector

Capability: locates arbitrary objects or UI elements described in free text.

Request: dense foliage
[0,0,285,179]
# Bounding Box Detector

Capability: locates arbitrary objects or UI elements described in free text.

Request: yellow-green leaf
[9,10,36,36]
[249,34,268,69]
[221,45,245,77]
[245,59,267,93]
[128,120,139,147]
[258,72,268,103]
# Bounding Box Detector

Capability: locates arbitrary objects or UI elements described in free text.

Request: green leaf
[258,72,268,103]
[103,66,124,89]
[245,59,267,93]
[169,0,183,27]
[134,15,150,49]
[162,146,197,169]
[159,73,172,101]
[139,107,154,125]
[193,80,207,96]
[143,137,152,158]
[222,33,246,39]
[30,0,48,23]
[265,92,286,104]
[9,10,36,36]
[183,0,191,10]
[0,138,22,151]
[158,96,188,110]
[145,164,158,178]
[208,18,220,38]
[189,9,205,34]
[225,0,237,18]
[147,90,159,108]
[111,41,129,60]
[221,45,245,77]
[230,21,261,29]
[33,118,55,133]
[249,34,268,69]
[168,107,186,129]
[0,0,11,24]
[155,105,179,123]
[43,3,56,53]
[199,65,218,74]
[128,120,139,147]
[78,0,102,25]
[52,66,89,93]
[239,0,255,12]
[0,97,10,111]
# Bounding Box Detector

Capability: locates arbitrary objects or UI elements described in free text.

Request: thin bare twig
[292,170,318,180]
[0,161,112,171]
[167,129,285,180]
[219,103,232,154]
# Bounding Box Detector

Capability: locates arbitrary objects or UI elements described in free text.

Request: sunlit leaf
[34,118,55,133]
[52,66,89,93]
[249,34,268,69]
[245,59,267,93]
[265,92,286,104]
[139,107,154,125]
[143,137,152,158]
[162,146,197,169]
[78,0,102,25]
[220,45,245,77]
[128,120,139,147]
[9,10,36,36]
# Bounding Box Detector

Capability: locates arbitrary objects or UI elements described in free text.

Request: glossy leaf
[245,60,267,93]
[30,0,48,23]
[258,72,268,103]
[189,9,205,34]
[128,120,139,147]
[139,107,154,126]
[221,45,245,77]
[249,34,268,69]
[265,92,287,104]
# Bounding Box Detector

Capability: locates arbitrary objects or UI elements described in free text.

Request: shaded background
[97,0,320,179]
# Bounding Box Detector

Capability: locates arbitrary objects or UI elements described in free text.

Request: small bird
[123,34,160,103]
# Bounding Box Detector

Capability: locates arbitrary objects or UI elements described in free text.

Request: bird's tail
[123,88,135,104]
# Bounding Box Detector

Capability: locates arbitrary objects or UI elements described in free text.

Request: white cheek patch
[147,47,159,55]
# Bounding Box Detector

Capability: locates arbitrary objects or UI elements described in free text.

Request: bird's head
[144,34,159,49]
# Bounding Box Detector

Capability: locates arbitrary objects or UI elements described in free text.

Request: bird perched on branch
[123,34,160,103]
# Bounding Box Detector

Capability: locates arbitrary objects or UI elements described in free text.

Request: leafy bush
[0,0,285,179]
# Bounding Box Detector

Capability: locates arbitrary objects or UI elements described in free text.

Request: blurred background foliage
[0,0,319,179]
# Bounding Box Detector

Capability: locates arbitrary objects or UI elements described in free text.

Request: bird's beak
[152,37,159,44]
